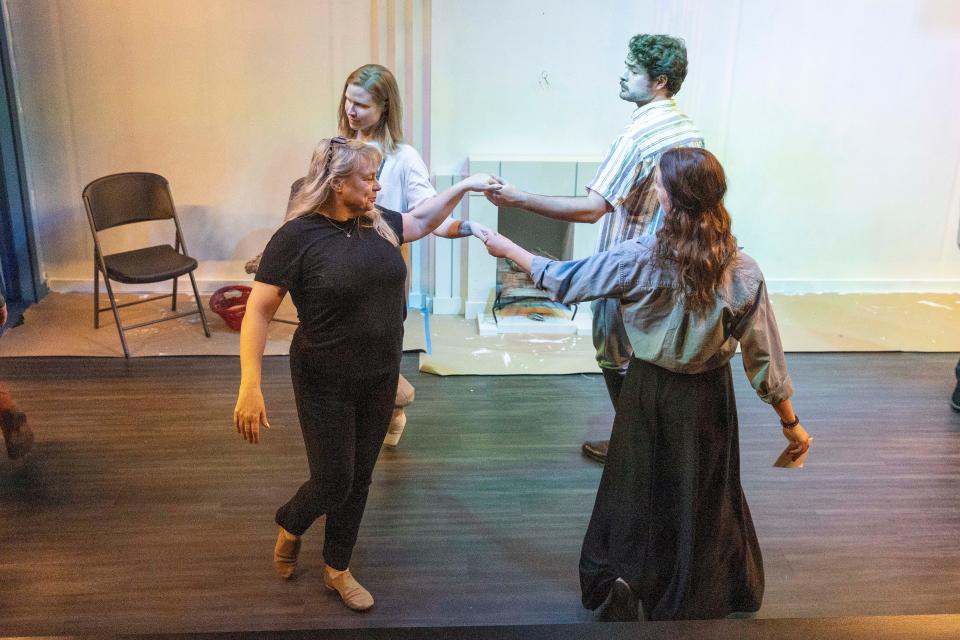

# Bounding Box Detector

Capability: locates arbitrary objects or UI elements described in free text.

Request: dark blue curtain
[0,11,44,305]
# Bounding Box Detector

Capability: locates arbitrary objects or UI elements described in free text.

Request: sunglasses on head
[326,136,349,163]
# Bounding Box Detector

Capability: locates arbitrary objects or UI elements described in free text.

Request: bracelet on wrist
[780,414,800,429]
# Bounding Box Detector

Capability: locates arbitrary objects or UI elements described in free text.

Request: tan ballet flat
[273,527,301,579]
[383,407,406,448]
[323,568,374,611]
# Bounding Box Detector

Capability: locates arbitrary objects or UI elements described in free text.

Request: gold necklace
[323,215,359,238]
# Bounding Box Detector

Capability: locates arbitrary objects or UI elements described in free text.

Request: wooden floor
[1,352,960,636]
[21,614,960,640]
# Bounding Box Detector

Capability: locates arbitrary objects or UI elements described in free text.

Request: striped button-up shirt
[587,98,703,252]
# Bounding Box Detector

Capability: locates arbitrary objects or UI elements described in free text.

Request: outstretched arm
[401,174,501,242]
[483,231,627,303]
[485,181,611,223]
[234,282,285,444]
[432,218,493,241]
[482,231,536,273]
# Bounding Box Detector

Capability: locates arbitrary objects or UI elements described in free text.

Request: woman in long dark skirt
[483,147,811,621]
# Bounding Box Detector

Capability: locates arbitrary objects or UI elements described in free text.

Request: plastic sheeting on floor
[420,292,960,376]
[4,291,958,363]
[0,291,428,357]
[420,315,599,376]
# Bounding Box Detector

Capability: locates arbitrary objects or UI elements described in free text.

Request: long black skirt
[579,358,764,620]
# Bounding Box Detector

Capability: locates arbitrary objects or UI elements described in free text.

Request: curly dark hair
[627,34,688,96]
[653,148,737,314]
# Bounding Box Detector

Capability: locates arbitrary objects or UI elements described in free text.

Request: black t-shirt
[255,207,406,377]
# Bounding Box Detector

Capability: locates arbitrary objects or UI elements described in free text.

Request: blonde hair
[337,64,404,154]
[285,138,399,247]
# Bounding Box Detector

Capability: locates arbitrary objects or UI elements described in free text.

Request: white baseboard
[46,278,960,301]
[766,279,960,294]
[432,296,462,315]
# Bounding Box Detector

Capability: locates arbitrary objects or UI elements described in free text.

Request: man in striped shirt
[487,34,703,464]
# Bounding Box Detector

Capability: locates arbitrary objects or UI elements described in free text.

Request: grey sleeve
[530,247,628,304]
[733,280,794,404]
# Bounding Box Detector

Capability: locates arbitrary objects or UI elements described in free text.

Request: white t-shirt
[375,144,437,213]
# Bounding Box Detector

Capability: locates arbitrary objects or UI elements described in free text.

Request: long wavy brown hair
[653,147,737,313]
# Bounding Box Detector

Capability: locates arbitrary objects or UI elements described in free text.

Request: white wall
[6,0,960,295]
[431,0,960,293]
[4,0,372,290]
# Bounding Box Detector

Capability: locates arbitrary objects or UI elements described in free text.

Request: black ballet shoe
[602,578,641,622]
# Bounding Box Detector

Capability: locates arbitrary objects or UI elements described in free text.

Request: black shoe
[952,383,960,412]
[581,440,608,464]
[1,409,33,459]
[603,578,640,622]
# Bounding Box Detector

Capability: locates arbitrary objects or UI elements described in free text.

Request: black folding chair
[82,172,210,357]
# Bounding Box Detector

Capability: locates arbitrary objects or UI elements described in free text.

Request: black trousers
[275,341,398,570]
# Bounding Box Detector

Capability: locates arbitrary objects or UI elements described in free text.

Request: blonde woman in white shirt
[340,65,434,213]
[335,64,487,446]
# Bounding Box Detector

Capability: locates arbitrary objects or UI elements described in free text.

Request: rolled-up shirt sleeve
[530,245,633,305]
[586,133,649,207]
[734,280,794,404]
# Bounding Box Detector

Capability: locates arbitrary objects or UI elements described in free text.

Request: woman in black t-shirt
[232,137,498,612]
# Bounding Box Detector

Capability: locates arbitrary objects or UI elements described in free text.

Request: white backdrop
[4,0,373,290]
[430,0,960,292]
[6,0,960,295]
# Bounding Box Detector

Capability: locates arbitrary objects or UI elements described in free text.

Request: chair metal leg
[101,277,130,358]
[93,263,100,329]
[188,271,211,338]
[172,276,178,311]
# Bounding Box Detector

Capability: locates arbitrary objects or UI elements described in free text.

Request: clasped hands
[457,174,522,256]
[457,219,519,260]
